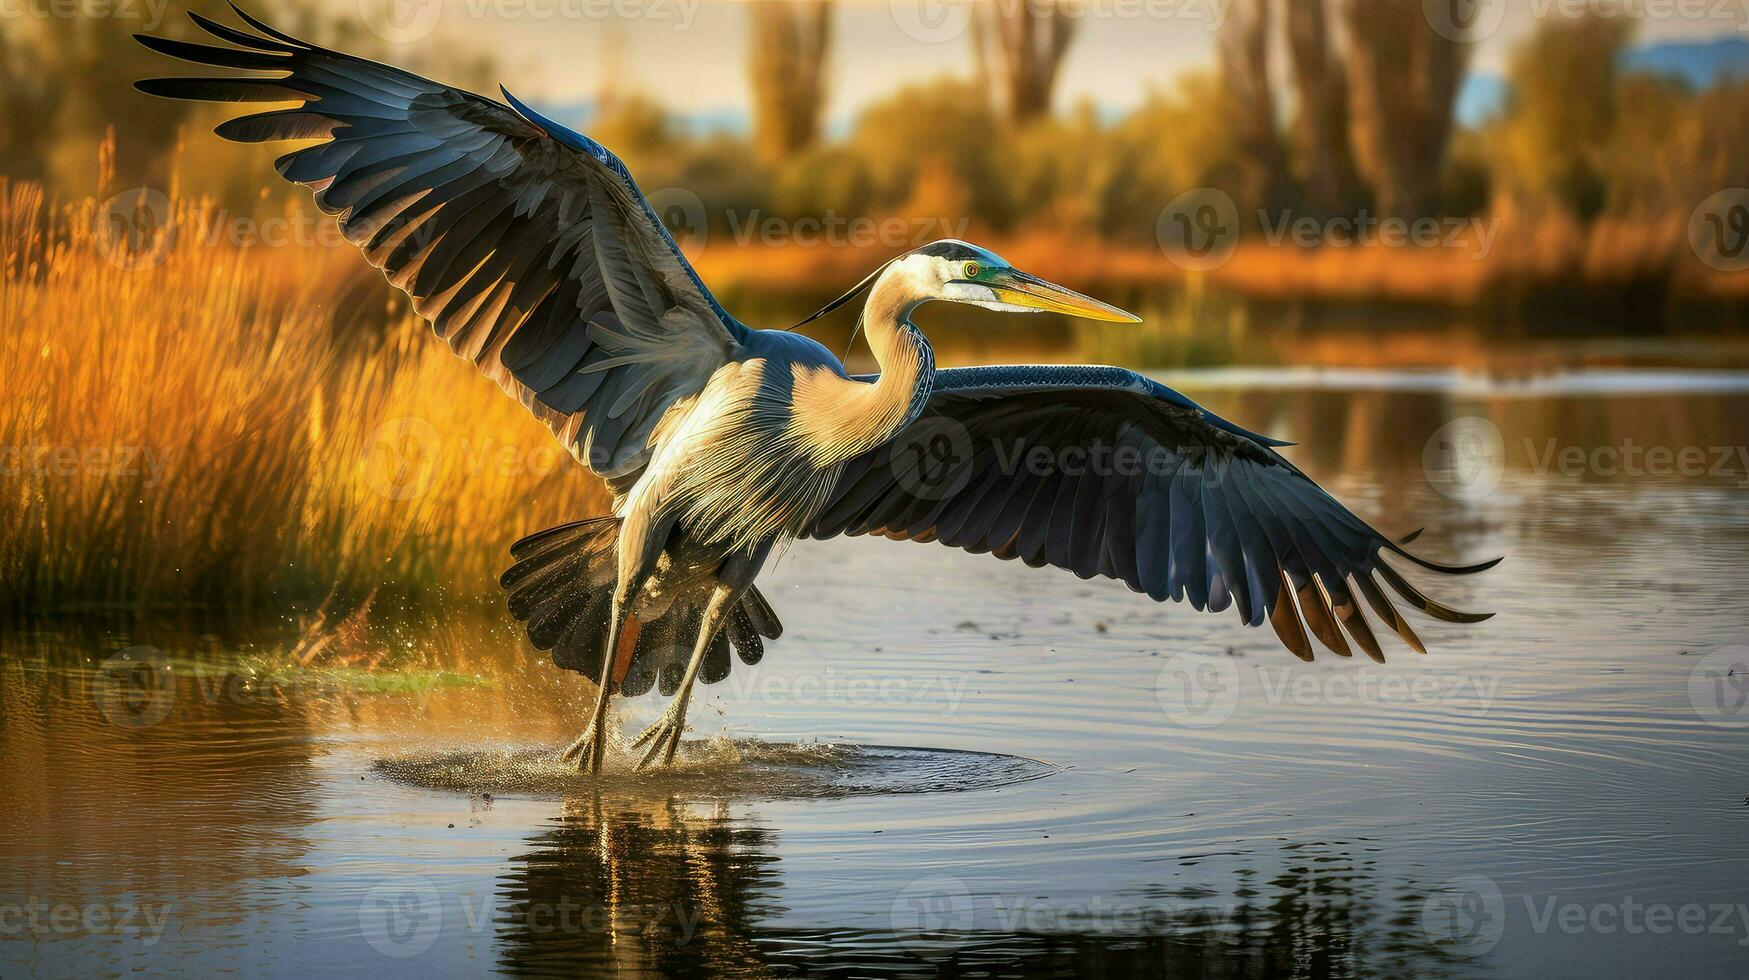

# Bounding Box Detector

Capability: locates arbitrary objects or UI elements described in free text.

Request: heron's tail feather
[499,518,781,690]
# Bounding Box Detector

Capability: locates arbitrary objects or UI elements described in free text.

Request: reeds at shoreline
[0,180,609,613]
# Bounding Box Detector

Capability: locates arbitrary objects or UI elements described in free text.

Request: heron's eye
[964,262,980,279]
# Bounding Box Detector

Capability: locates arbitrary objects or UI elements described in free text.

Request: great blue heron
[137,8,1495,773]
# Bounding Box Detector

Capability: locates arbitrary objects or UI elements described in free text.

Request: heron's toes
[630,717,663,749]
[559,722,607,774]
[633,712,686,771]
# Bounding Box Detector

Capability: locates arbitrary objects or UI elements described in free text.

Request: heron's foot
[559,719,609,775]
[631,703,688,771]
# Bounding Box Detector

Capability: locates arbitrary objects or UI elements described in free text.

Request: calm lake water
[3,369,1748,977]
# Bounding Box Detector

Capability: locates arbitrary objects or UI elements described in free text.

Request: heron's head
[788,239,1139,332]
[900,240,1140,322]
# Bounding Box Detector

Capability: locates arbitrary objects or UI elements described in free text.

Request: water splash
[372,740,1058,801]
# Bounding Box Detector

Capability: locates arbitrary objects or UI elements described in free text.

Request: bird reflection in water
[491,793,1475,978]
[493,795,779,976]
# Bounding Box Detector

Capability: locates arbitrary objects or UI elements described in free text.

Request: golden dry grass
[0,180,608,612]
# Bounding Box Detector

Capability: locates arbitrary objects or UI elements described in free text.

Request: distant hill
[1623,36,1749,87]
[1458,37,1749,127]
[526,97,752,138]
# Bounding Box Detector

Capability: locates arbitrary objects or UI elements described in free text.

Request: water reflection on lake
[2,370,1747,977]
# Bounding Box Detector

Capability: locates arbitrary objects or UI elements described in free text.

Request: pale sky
[353,0,1749,125]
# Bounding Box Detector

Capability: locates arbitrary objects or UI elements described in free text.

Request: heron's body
[642,264,934,550]
[138,8,1499,772]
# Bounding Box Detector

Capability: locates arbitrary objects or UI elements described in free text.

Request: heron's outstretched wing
[135,7,744,482]
[808,366,1497,662]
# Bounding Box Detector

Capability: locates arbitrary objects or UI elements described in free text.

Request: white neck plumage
[788,258,936,465]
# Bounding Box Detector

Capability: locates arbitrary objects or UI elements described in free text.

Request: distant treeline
[4,2,1746,326]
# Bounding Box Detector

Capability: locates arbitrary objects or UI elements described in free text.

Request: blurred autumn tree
[1219,0,1290,214]
[850,78,1008,225]
[972,0,1076,124]
[1478,10,1749,225]
[1493,13,1633,220]
[1282,0,1359,216]
[998,101,1111,234]
[0,28,60,183]
[1213,0,1467,221]
[747,0,834,167]
[1085,73,1241,238]
[0,12,188,193]
[1608,76,1749,216]
[590,94,685,165]
[0,0,495,205]
[1343,0,1469,218]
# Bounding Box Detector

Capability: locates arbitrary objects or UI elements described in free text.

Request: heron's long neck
[792,267,935,462]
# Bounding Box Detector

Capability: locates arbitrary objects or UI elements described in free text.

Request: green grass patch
[167,655,495,694]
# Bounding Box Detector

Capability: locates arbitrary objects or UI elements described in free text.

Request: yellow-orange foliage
[0,180,608,612]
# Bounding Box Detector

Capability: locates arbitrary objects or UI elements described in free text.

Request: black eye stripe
[914,241,981,261]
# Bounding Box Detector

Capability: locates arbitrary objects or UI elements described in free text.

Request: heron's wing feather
[135,8,741,480]
[809,366,1498,661]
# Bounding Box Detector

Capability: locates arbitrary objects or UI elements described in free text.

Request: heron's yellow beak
[989,269,1140,323]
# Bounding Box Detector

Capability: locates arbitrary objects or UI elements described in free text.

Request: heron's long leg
[632,583,740,770]
[560,514,666,775]
[558,600,634,773]
[632,544,771,770]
